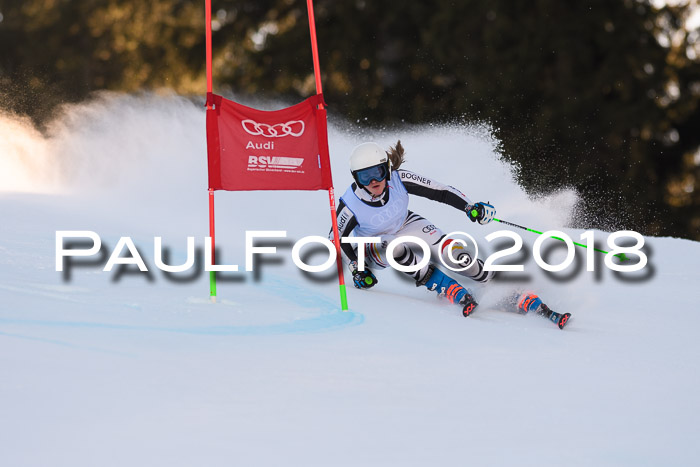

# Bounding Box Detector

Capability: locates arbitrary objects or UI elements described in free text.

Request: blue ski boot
[417,265,478,317]
[515,292,571,329]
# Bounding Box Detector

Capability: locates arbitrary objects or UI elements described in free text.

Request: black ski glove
[351,262,377,289]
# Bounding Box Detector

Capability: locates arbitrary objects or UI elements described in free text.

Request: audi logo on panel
[241,119,305,137]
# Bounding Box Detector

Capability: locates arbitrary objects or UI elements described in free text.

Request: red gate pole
[208,188,217,301]
[306,0,324,103]
[306,0,348,310]
[205,0,217,302]
[205,0,213,94]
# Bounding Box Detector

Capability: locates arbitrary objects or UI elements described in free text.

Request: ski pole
[492,218,629,262]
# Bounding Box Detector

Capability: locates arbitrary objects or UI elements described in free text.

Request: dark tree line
[1,0,699,239]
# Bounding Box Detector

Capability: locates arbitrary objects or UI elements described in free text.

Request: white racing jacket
[332,169,473,263]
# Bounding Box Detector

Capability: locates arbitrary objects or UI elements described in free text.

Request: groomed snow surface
[2,94,699,466]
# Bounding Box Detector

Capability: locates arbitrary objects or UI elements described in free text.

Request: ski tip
[558,312,572,330]
[462,301,477,317]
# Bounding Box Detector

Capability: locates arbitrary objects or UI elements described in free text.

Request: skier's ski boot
[516,292,571,330]
[515,292,543,315]
[417,265,478,317]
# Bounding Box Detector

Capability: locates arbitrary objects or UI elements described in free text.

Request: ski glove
[351,266,378,289]
[467,202,496,225]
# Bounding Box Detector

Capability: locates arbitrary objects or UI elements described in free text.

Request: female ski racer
[333,141,570,329]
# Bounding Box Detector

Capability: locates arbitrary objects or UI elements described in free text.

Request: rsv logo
[242,119,305,138]
[248,156,304,170]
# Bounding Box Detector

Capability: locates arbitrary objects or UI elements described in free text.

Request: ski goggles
[355,164,388,186]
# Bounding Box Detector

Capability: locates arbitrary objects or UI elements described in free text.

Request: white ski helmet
[349,142,390,187]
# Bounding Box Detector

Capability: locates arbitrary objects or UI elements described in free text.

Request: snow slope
[1,93,700,466]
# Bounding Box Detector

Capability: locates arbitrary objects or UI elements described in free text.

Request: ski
[551,311,572,330]
[540,304,571,330]
[462,301,477,317]
[461,294,478,317]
